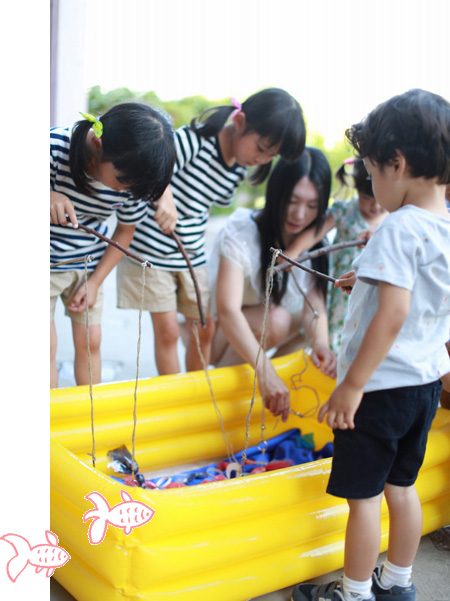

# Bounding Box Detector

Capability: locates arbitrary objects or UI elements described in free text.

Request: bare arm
[216,257,290,421]
[68,222,136,313]
[319,282,410,429]
[282,212,336,260]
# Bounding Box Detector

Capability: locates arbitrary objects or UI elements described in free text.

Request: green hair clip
[79,111,103,139]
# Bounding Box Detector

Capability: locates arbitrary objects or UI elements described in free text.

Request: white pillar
[51,0,87,127]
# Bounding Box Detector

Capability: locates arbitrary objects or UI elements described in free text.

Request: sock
[343,574,373,600]
[380,560,413,588]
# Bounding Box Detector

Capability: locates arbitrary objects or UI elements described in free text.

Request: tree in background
[88,86,352,212]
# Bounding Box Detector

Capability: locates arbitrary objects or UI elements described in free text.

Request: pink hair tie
[343,158,355,165]
[230,97,242,120]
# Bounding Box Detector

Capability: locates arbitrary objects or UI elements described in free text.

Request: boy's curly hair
[346,89,450,185]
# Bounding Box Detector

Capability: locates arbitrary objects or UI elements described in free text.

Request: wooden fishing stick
[270,248,337,284]
[276,238,367,272]
[171,232,206,328]
[76,223,151,265]
[147,199,206,328]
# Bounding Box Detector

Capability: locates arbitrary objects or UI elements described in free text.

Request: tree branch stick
[171,232,206,328]
[270,247,337,284]
[276,238,367,272]
[76,223,151,265]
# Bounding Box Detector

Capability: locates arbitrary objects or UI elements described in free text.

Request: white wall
[51,0,87,126]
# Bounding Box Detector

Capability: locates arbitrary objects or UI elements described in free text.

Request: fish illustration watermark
[0,530,70,582]
[83,490,155,545]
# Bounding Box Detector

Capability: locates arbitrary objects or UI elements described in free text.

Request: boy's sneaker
[291,579,375,601]
[372,565,416,600]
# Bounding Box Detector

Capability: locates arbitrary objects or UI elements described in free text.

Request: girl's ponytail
[335,158,373,198]
[191,105,235,137]
[69,119,96,196]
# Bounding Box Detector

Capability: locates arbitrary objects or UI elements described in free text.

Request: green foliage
[88,86,355,206]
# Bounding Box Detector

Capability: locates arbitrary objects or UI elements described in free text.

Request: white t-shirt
[209,208,314,317]
[338,205,450,391]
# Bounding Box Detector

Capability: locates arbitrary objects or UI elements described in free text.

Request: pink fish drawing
[83,490,155,545]
[0,530,70,582]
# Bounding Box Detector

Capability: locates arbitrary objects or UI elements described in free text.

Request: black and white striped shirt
[128,125,247,270]
[50,127,148,271]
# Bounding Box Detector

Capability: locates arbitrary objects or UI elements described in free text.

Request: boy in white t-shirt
[292,88,450,601]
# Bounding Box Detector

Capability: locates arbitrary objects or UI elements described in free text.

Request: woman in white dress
[210,148,337,422]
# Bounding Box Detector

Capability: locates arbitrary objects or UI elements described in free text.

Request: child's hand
[356,229,371,246]
[334,270,356,294]
[68,279,100,314]
[50,191,78,227]
[154,188,178,234]
[310,344,337,378]
[318,380,364,429]
[441,371,450,393]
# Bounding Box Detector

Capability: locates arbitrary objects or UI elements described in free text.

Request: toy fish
[0,530,70,582]
[83,490,155,545]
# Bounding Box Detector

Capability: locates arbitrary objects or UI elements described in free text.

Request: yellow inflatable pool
[50,350,450,601]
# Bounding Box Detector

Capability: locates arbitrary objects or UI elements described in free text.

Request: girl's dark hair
[191,88,306,185]
[346,88,450,184]
[255,147,331,304]
[335,159,373,197]
[70,102,176,201]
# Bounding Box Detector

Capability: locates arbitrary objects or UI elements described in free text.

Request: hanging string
[131,261,148,482]
[241,249,280,466]
[190,322,237,464]
[50,255,94,269]
[83,256,96,468]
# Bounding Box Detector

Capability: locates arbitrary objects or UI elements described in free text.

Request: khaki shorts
[50,270,104,325]
[117,256,212,319]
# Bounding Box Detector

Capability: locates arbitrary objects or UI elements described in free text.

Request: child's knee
[155,321,180,347]
[73,323,102,353]
[190,317,215,344]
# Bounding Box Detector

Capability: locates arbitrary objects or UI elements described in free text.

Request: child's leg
[344,493,383,581]
[151,311,180,375]
[384,483,422,566]
[185,316,215,371]
[71,321,102,385]
[50,321,58,388]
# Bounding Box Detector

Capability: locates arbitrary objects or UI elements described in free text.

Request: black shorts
[327,380,442,499]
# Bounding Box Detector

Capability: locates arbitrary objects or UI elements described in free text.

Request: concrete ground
[52,217,450,600]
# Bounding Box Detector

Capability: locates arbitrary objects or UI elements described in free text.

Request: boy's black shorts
[327,379,442,499]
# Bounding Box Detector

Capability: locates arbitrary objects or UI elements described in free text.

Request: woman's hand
[50,191,78,227]
[310,344,337,378]
[257,358,290,422]
[318,380,364,430]
[334,270,356,294]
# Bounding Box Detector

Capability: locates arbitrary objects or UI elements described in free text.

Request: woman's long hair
[254,147,331,304]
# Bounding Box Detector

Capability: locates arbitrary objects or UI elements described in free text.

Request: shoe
[291,579,375,601]
[372,565,416,600]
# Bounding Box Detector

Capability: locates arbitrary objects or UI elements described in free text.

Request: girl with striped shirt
[50,102,176,387]
[117,88,307,376]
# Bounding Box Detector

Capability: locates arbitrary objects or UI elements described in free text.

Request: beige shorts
[50,270,104,325]
[117,256,212,319]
